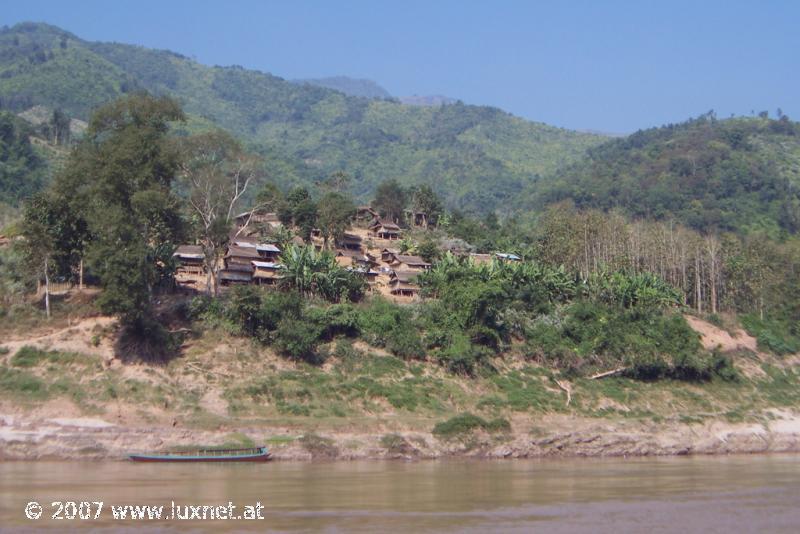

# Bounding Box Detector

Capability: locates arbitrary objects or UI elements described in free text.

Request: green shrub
[11,346,48,367]
[308,303,360,339]
[358,298,424,359]
[711,353,739,382]
[671,351,712,381]
[741,314,800,356]
[274,318,323,363]
[0,367,49,400]
[626,353,669,380]
[436,334,491,376]
[432,413,511,439]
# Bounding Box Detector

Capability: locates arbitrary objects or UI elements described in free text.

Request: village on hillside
[172,205,520,301]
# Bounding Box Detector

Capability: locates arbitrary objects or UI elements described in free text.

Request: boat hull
[129,451,271,462]
[128,447,271,462]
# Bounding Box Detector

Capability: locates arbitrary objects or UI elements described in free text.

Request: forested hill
[0,22,605,213]
[523,113,800,236]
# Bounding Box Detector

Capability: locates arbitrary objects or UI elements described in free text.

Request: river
[0,455,798,532]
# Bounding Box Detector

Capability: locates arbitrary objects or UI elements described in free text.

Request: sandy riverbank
[2,412,799,461]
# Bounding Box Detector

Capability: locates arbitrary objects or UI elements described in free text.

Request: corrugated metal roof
[252,261,282,269]
[174,245,204,259]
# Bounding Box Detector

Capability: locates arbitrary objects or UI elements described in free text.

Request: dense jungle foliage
[523,112,800,237]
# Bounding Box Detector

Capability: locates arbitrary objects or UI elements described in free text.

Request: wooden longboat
[129,446,271,462]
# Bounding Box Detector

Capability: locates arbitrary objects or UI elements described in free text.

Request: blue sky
[2,0,798,133]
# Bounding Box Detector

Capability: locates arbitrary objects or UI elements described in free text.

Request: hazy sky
[3,0,798,133]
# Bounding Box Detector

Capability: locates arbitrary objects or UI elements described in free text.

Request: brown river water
[0,455,798,532]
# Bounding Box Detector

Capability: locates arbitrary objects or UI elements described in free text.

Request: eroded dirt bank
[2,412,799,461]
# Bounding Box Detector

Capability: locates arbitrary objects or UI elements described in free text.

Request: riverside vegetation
[0,24,798,457]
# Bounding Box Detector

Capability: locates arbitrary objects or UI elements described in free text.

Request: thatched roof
[225,245,260,259]
[390,271,419,284]
[371,219,401,232]
[394,255,430,267]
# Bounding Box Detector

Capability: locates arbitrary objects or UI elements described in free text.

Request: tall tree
[373,179,407,223]
[317,191,355,249]
[49,93,185,342]
[282,186,317,241]
[21,193,58,318]
[178,129,262,294]
[409,184,444,228]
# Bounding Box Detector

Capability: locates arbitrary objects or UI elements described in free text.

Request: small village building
[389,271,420,297]
[381,248,400,263]
[495,252,522,262]
[252,261,282,285]
[355,206,379,226]
[370,220,402,240]
[230,237,281,261]
[346,266,379,285]
[219,262,253,286]
[233,210,281,231]
[389,254,431,271]
[335,250,379,269]
[404,209,429,228]
[224,244,261,269]
[173,245,205,276]
[336,232,363,251]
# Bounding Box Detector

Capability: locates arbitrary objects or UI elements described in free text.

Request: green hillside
[0,111,46,206]
[524,113,800,236]
[0,22,604,213]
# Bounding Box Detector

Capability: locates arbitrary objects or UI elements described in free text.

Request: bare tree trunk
[695,248,702,313]
[44,257,51,319]
[704,235,720,314]
[79,258,84,291]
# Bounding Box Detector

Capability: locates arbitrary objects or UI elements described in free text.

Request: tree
[50,108,70,145]
[178,129,262,294]
[410,184,444,228]
[317,191,355,249]
[281,187,318,242]
[21,193,57,318]
[373,179,407,223]
[49,93,185,344]
[320,170,351,193]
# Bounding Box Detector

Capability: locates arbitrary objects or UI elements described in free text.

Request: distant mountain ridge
[0,22,605,213]
[291,76,392,99]
[398,95,458,107]
[293,76,460,107]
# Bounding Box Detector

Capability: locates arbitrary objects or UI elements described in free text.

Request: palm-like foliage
[586,270,681,309]
[278,244,365,302]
